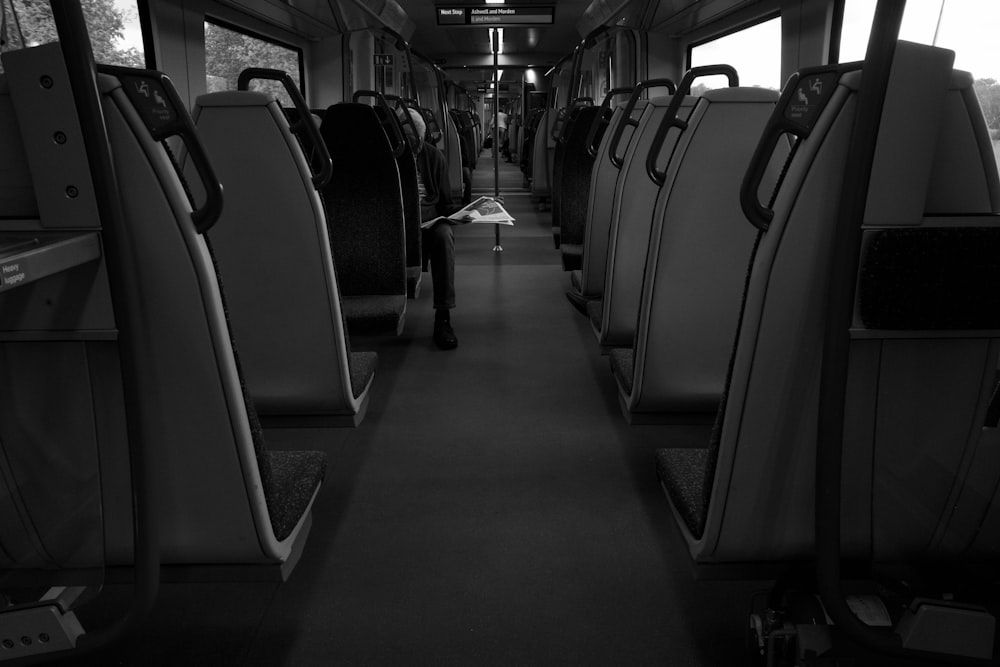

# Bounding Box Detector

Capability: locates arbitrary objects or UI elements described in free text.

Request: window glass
[0,0,145,72]
[839,0,1000,171]
[689,16,781,93]
[204,19,301,106]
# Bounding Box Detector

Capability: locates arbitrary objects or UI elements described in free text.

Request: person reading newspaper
[399,107,503,350]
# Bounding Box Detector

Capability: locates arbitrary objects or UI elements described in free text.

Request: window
[0,0,146,72]
[204,19,302,106]
[839,0,1000,170]
[689,16,781,93]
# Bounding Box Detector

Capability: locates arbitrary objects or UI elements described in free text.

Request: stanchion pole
[492,28,502,252]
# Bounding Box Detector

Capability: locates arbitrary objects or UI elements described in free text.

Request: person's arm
[434,149,461,217]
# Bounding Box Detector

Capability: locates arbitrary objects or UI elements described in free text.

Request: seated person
[400,108,504,350]
[400,108,463,350]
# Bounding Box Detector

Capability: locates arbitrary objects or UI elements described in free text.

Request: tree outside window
[204,20,301,107]
[0,0,144,70]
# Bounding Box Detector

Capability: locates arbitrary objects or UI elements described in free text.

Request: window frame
[203,15,305,99]
[685,10,782,90]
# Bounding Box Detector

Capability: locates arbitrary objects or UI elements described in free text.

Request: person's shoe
[433,318,458,350]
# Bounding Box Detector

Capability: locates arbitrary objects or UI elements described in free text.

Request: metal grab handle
[238,67,333,188]
[739,66,844,231]
[585,86,633,157]
[101,65,224,234]
[354,89,406,158]
[608,78,676,168]
[646,65,739,187]
[739,118,797,231]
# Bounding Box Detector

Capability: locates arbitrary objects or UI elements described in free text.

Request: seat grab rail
[238,67,333,189]
[585,86,633,158]
[646,65,739,187]
[354,89,407,159]
[608,78,676,168]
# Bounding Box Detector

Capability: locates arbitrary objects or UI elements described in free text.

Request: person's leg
[423,223,457,349]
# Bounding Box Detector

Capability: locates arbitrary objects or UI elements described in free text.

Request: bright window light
[487,28,503,54]
[485,0,505,4]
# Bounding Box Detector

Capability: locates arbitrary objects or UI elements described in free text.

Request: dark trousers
[422,222,455,309]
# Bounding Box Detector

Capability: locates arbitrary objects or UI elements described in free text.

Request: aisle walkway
[76,152,761,667]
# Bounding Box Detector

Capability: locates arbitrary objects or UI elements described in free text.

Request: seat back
[452,109,478,169]
[619,88,779,420]
[442,108,464,199]
[509,118,521,160]
[531,109,557,197]
[190,91,376,424]
[98,68,324,565]
[665,43,1000,565]
[370,104,422,288]
[550,106,571,237]
[319,103,407,330]
[594,94,694,347]
[575,104,632,299]
[557,105,604,270]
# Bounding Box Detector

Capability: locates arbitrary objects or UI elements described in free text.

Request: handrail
[738,64,840,230]
[584,86,633,157]
[237,67,333,188]
[646,65,738,187]
[100,65,224,234]
[815,0,998,663]
[353,89,406,158]
[607,78,676,168]
[46,2,160,660]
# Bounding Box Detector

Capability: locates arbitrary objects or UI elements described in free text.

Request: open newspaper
[421,196,515,229]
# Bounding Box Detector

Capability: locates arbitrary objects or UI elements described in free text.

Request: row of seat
[555,43,1000,569]
[0,43,469,600]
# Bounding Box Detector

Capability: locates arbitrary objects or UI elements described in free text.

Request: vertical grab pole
[492,27,502,252]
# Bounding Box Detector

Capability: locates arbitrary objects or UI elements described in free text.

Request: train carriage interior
[1,0,1000,665]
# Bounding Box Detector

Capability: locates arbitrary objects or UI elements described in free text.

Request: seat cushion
[656,448,712,539]
[609,347,635,396]
[341,295,406,334]
[349,351,378,399]
[264,450,327,541]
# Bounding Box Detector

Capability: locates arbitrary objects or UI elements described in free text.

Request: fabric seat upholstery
[319,103,407,335]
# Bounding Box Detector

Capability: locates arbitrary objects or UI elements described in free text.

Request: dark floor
[69,152,770,666]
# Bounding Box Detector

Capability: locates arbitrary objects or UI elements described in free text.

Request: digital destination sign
[437,6,555,26]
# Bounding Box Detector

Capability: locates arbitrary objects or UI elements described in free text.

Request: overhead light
[485,0,505,3]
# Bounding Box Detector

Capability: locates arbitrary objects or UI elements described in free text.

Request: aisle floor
[73,153,764,667]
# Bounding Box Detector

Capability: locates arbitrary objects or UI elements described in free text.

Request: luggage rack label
[1,262,25,288]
